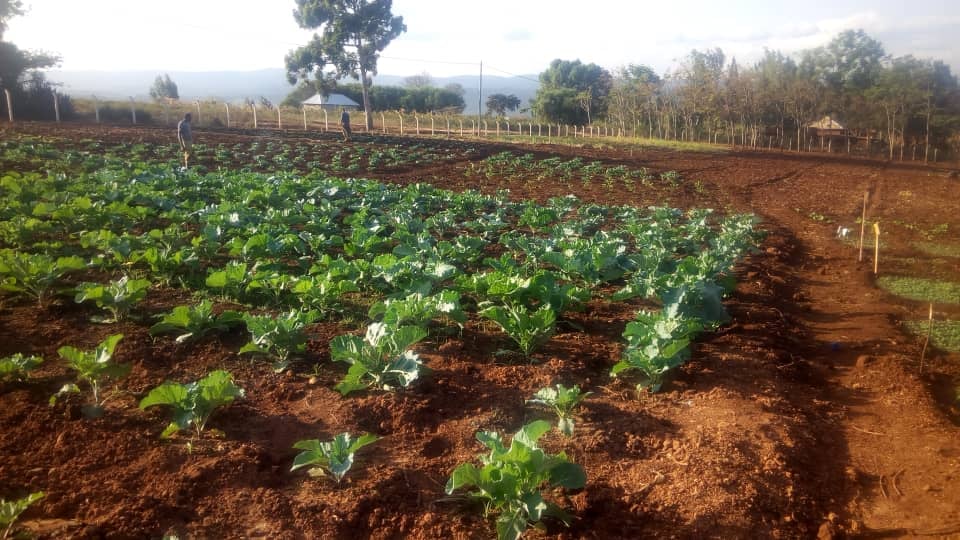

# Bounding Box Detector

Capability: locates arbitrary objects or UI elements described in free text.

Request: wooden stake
[920,303,933,375]
[873,222,881,275]
[858,191,869,262]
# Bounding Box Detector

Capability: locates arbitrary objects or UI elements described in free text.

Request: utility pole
[477,61,483,136]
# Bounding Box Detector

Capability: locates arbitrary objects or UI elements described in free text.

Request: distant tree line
[532,30,960,160]
[282,80,465,114]
[0,0,73,121]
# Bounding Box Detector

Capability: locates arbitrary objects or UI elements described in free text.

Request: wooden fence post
[251,103,257,128]
[303,107,308,130]
[415,114,420,135]
[276,106,282,130]
[483,120,488,136]
[496,121,500,137]
[53,91,60,123]
[397,112,404,135]
[380,113,386,134]
[194,100,201,126]
[873,222,881,275]
[129,97,137,124]
[459,119,463,137]
[431,114,435,136]
[224,103,231,128]
[858,191,869,262]
[93,95,100,124]
[322,109,327,132]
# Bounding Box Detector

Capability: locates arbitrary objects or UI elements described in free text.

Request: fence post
[380,113,386,134]
[129,97,137,124]
[303,107,308,130]
[225,103,231,128]
[397,112,403,135]
[483,120,488,136]
[445,116,450,137]
[415,114,420,135]
[431,114,435,136]
[470,119,475,135]
[3,89,12,122]
[93,95,100,124]
[322,109,328,132]
[53,91,60,123]
[252,103,257,128]
[194,100,201,126]
[276,106,282,130]
[538,124,542,137]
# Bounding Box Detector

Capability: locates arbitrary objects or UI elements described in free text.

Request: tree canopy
[531,59,611,124]
[286,0,406,129]
[149,73,179,101]
[485,93,521,116]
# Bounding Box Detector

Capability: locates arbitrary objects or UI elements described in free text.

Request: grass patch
[877,276,960,304]
[914,241,960,258]
[905,320,960,352]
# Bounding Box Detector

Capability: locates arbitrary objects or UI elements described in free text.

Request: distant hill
[45,69,540,115]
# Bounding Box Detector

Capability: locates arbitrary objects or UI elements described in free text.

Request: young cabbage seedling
[329,322,427,396]
[74,276,151,322]
[0,353,43,382]
[53,334,128,417]
[445,420,586,540]
[0,491,44,539]
[149,301,244,343]
[480,304,556,358]
[139,370,245,438]
[290,432,378,483]
[0,250,85,306]
[239,310,318,371]
[526,384,592,436]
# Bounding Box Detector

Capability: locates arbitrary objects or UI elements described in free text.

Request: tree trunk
[359,65,373,130]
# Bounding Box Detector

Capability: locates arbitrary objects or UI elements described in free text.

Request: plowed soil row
[1,122,958,539]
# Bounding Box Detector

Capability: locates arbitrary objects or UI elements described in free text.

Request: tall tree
[403,71,432,88]
[485,93,521,116]
[532,59,611,124]
[0,0,24,41]
[286,0,406,130]
[149,73,179,101]
[607,64,661,134]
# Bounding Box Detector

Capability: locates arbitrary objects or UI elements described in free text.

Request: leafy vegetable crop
[330,323,427,395]
[0,353,43,382]
[139,370,245,438]
[0,491,44,539]
[527,384,592,436]
[446,420,586,540]
[0,250,85,306]
[53,333,128,416]
[149,301,244,343]
[75,276,151,322]
[291,432,379,482]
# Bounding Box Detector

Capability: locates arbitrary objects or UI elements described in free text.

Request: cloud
[502,29,533,41]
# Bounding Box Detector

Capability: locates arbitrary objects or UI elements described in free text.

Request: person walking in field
[341,108,351,142]
[177,112,193,169]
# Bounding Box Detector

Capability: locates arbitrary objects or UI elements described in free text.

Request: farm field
[1,122,959,539]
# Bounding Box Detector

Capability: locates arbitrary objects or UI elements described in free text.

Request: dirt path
[731,157,960,537]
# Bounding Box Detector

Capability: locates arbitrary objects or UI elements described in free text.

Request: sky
[6,0,960,78]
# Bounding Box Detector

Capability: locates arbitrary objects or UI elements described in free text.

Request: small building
[807,115,845,137]
[301,93,360,110]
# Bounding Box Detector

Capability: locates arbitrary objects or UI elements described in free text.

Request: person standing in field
[177,112,193,169]
[341,108,351,142]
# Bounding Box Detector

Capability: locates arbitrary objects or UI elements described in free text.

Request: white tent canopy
[301,93,360,109]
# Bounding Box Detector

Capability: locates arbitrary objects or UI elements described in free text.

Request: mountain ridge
[46,68,540,115]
